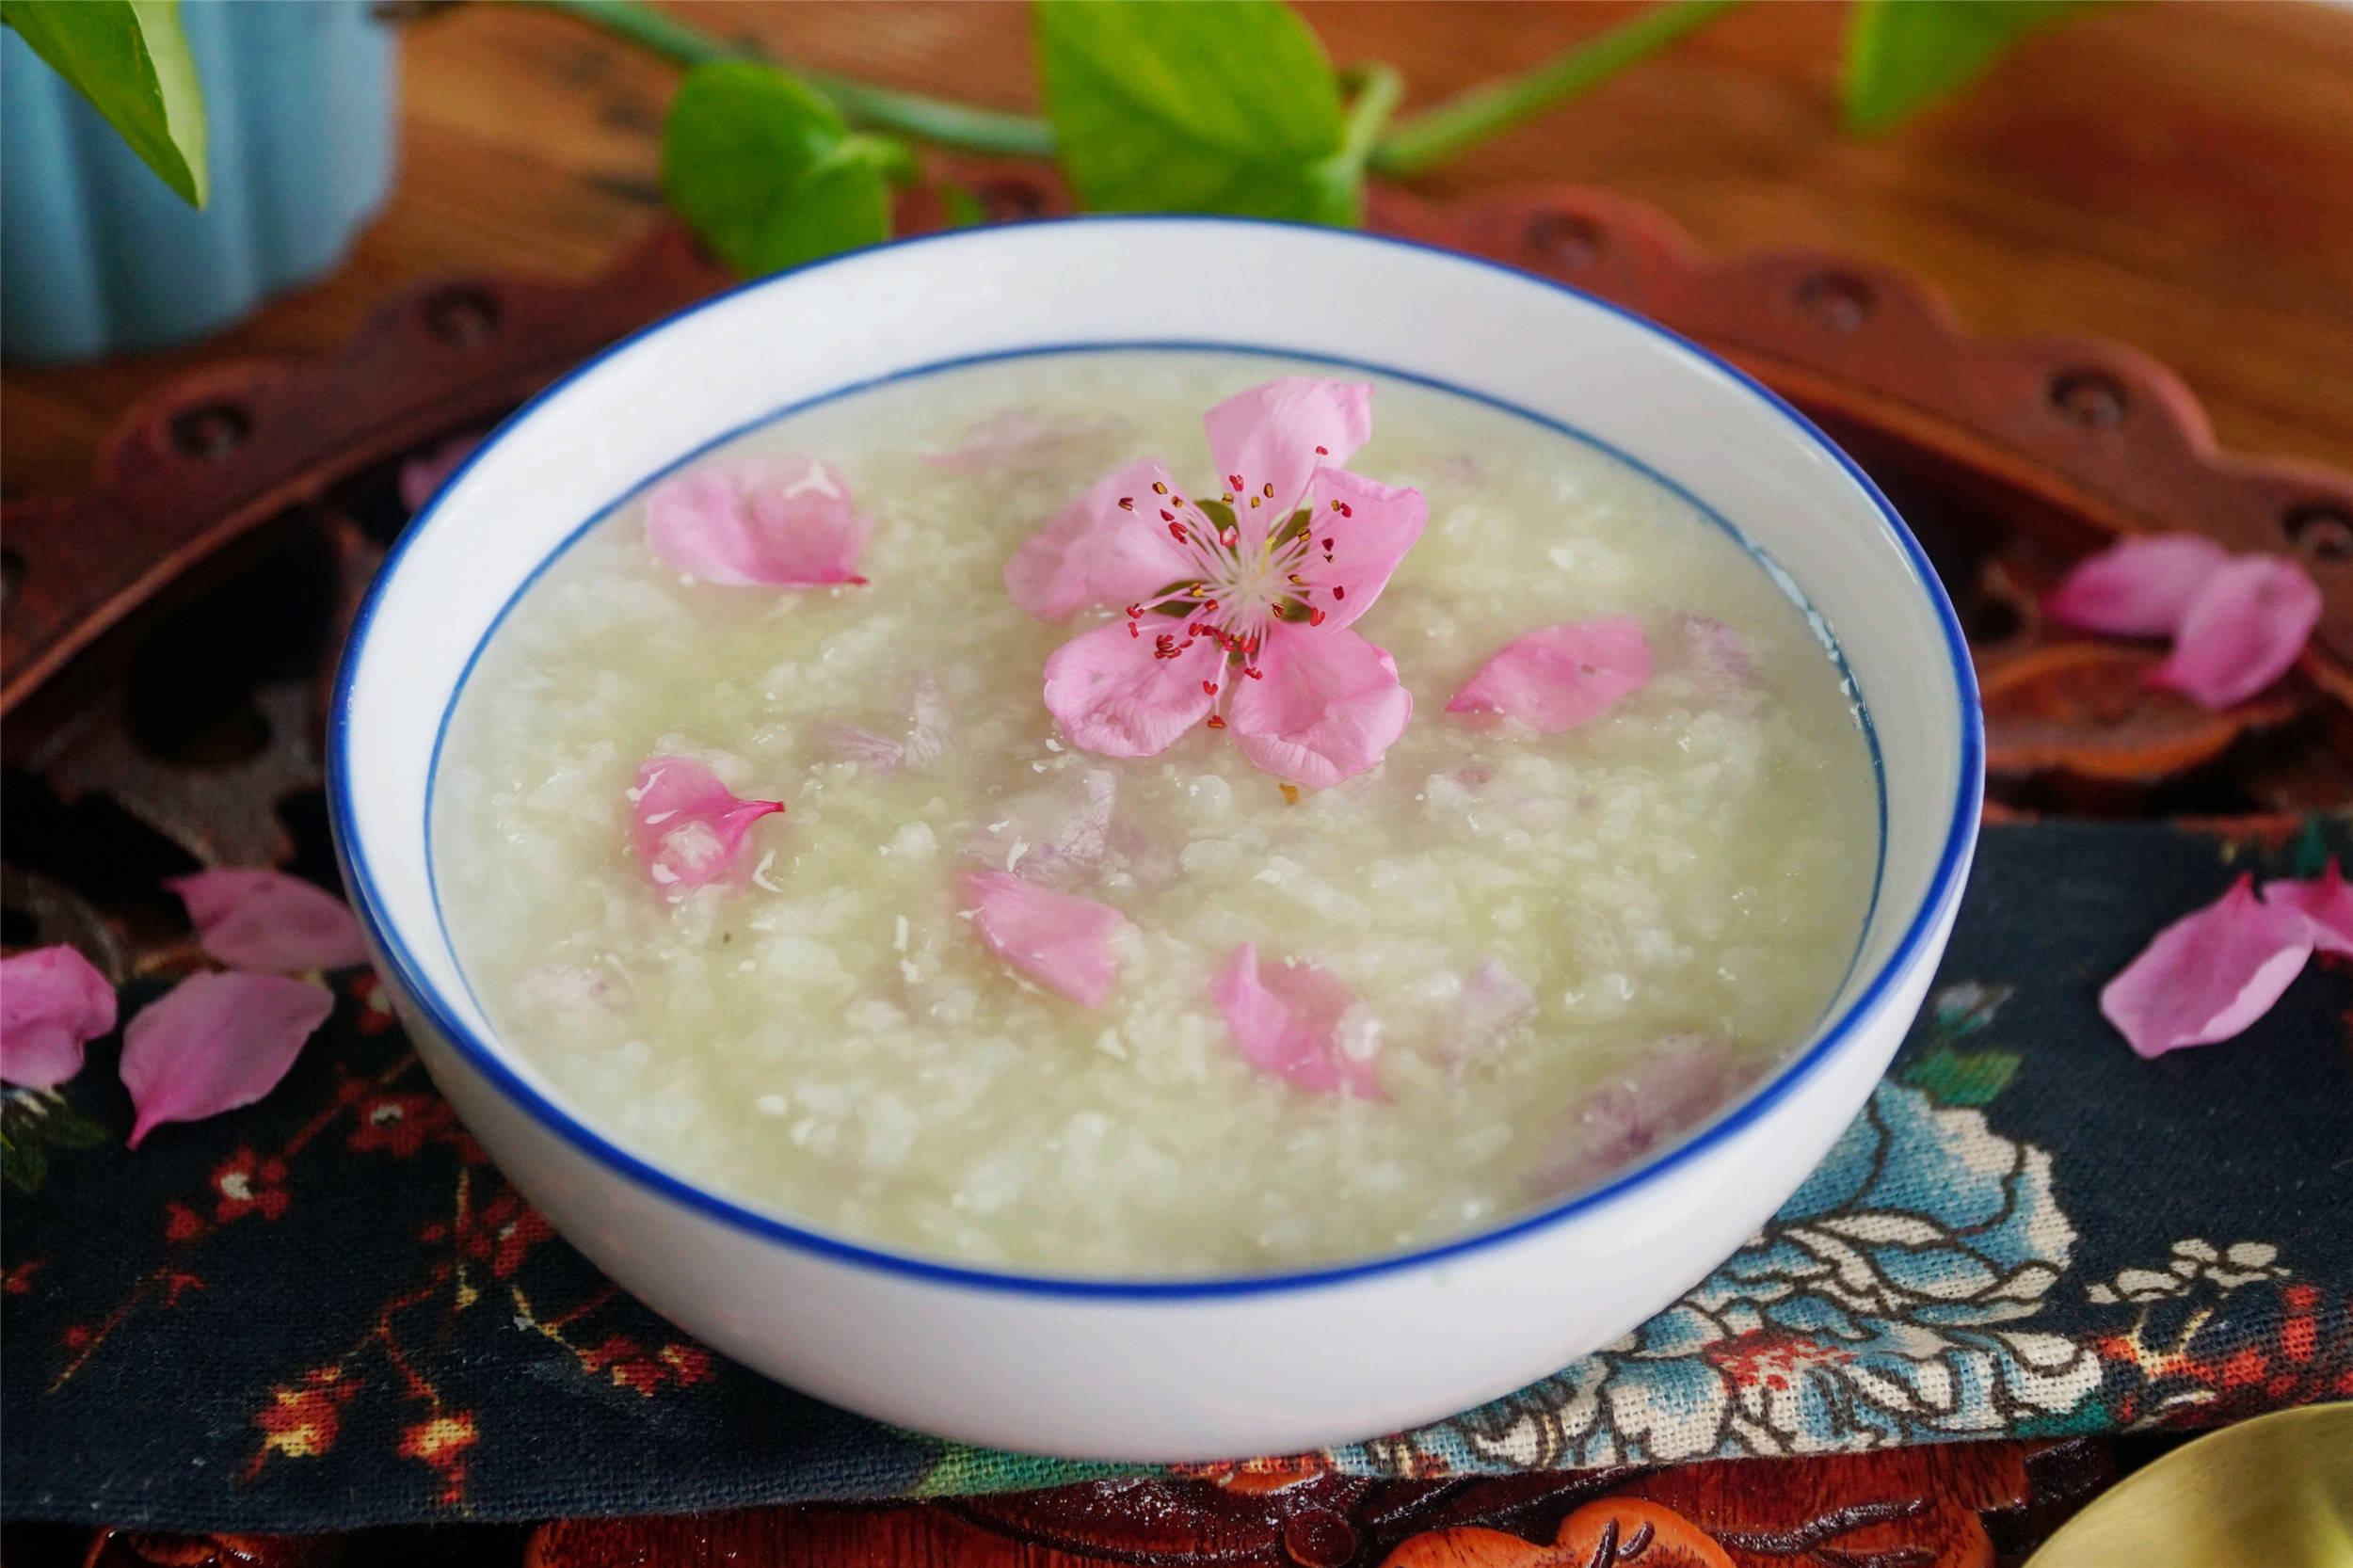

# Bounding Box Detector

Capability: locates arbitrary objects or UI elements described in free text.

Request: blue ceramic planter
[2,0,397,364]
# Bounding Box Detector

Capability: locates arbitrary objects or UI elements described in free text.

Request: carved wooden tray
[2,176,2338,1563]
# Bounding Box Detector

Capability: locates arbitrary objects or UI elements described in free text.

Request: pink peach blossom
[120,971,334,1147]
[1211,944,1384,1100]
[2099,874,2316,1058]
[0,945,116,1090]
[1010,379,1425,787]
[2044,535,2233,637]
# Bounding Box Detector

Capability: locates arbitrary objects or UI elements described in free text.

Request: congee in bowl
[430,350,1877,1278]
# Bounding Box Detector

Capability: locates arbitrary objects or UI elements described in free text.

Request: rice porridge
[432,351,1877,1277]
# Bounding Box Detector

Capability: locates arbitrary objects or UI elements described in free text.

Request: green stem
[1336,62,1405,177]
[1369,0,1743,179]
[529,0,1055,158]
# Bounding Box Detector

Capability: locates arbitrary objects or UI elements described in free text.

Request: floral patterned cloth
[5,820,2348,1528]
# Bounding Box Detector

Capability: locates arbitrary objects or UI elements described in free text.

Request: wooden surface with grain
[5,1,2352,499]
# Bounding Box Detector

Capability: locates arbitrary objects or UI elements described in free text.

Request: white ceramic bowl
[329,216,1981,1463]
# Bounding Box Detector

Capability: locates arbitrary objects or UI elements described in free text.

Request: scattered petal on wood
[2099,874,2315,1058]
[166,868,369,974]
[2150,553,2323,710]
[2043,534,2233,638]
[120,972,335,1147]
[0,946,117,1090]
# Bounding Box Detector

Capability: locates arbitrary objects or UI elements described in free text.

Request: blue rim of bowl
[328,214,1985,1301]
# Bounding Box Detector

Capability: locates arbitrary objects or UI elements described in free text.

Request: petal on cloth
[1227,626,1413,788]
[1004,457,1196,620]
[2262,860,2353,957]
[1042,619,1222,757]
[957,869,1127,1007]
[629,757,785,898]
[2149,554,2322,710]
[1291,468,1427,631]
[1447,616,1654,731]
[2099,873,2315,1058]
[2043,535,2233,637]
[1211,943,1383,1100]
[645,455,872,586]
[0,945,117,1090]
[1204,378,1373,529]
[120,971,334,1147]
[166,869,369,974]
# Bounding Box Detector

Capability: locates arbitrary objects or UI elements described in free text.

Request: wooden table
[5,0,2352,501]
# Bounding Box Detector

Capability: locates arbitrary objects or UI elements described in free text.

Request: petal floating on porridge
[2148,553,2321,710]
[1203,377,1372,529]
[1005,457,1196,620]
[1529,1034,1729,1195]
[0,945,116,1090]
[120,971,334,1147]
[1227,627,1414,788]
[2043,534,2233,638]
[969,768,1118,887]
[811,721,904,771]
[904,673,953,772]
[2261,859,2353,956]
[628,757,785,898]
[166,868,369,974]
[1448,616,1654,732]
[1670,613,1759,713]
[1042,619,1222,756]
[923,408,1124,473]
[1447,958,1539,1065]
[957,870,1128,1007]
[1213,945,1384,1100]
[645,455,872,587]
[2099,873,2314,1058]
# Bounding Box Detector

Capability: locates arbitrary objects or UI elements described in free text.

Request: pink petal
[2100,873,2315,1058]
[924,408,1120,473]
[166,869,369,974]
[2262,860,2353,957]
[1211,944,1384,1100]
[1669,613,1759,714]
[1227,626,1414,788]
[0,945,116,1090]
[2149,554,2321,710]
[1291,468,1427,631]
[1529,1035,1730,1195]
[1447,617,1654,732]
[968,768,1118,888]
[956,869,1128,1007]
[1042,619,1220,758]
[904,672,952,772]
[629,756,785,899]
[1446,958,1538,1066]
[1204,378,1373,528]
[397,432,484,516]
[120,971,333,1147]
[645,455,872,587]
[1005,458,1196,620]
[812,722,903,771]
[2044,534,2233,637]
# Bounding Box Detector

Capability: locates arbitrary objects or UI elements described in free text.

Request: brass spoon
[2025,1403,2353,1568]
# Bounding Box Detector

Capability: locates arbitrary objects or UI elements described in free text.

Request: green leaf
[1841,0,2091,136]
[1034,0,1354,225]
[660,58,896,278]
[3,0,207,206]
